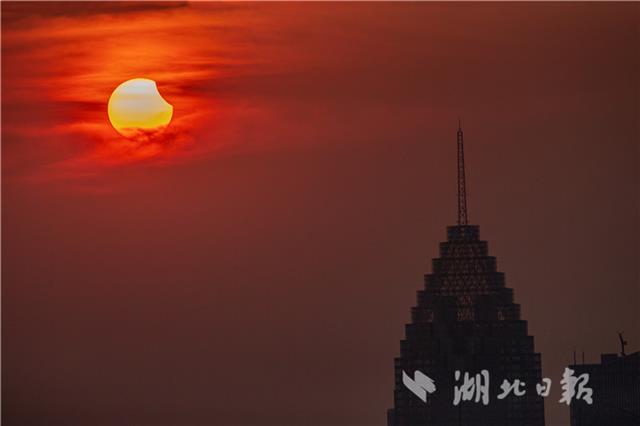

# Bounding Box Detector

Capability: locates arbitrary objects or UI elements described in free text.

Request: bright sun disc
[108,78,173,138]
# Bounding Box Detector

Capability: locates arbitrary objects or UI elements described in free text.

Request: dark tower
[456,120,468,226]
[387,125,545,426]
[569,350,640,426]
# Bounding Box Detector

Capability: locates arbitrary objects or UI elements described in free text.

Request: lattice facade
[388,225,545,426]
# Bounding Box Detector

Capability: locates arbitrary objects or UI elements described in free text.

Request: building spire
[457,119,468,226]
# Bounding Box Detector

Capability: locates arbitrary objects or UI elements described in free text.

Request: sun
[108,78,173,139]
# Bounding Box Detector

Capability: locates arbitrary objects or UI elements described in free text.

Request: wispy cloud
[2,2,273,182]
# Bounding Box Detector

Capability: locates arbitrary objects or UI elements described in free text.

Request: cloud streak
[2,2,273,182]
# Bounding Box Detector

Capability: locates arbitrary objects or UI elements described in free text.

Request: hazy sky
[2,2,638,425]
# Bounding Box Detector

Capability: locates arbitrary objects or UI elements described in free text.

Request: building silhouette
[387,125,545,426]
[569,350,640,426]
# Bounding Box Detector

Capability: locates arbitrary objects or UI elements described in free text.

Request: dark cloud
[1,1,189,26]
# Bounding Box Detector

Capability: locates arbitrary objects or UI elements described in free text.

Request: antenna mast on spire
[457,120,468,226]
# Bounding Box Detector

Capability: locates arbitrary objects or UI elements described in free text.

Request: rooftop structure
[387,126,545,425]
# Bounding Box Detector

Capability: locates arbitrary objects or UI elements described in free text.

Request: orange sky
[2,3,638,426]
[3,2,285,180]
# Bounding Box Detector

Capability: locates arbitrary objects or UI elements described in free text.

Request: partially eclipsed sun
[108,78,173,138]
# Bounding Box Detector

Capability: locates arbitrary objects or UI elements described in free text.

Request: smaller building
[569,351,639,426]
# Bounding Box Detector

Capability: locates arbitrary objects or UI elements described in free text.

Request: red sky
[2,2,638,425]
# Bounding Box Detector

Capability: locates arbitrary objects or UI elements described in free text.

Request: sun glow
[108,78,173,138]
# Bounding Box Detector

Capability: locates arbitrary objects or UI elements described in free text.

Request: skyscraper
[387,126,545,425]
[569,351,640,426]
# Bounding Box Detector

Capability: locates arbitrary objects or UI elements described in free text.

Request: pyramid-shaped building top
[387,127,545,426]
